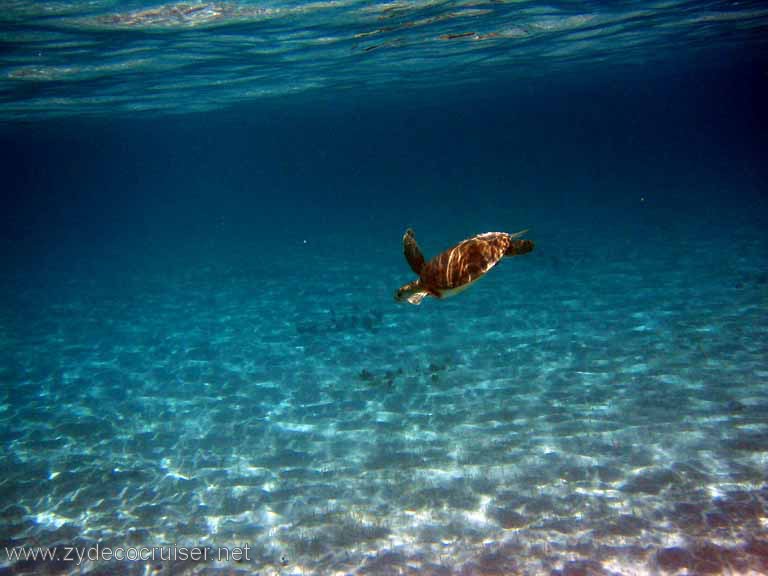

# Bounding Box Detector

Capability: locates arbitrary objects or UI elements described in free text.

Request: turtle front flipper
[403,229,426,275]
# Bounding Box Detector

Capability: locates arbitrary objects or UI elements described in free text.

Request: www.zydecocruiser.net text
[4,543,251,566]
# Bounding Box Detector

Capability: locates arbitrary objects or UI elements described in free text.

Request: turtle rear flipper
[505,238,534,257]
[403,228,426,275]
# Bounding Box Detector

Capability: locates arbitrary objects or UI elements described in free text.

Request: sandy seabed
[1,226,766,575]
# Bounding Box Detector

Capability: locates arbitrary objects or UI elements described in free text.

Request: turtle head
[395,280,426,304]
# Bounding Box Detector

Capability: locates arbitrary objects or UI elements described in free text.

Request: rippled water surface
[1,0,768,118]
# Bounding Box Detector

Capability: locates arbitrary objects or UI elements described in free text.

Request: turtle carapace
[395,229,534,305]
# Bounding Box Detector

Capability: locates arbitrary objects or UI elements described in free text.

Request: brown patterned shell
[419,232,530,292]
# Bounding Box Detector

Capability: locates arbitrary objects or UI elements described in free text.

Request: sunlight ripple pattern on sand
[1,225,767,574]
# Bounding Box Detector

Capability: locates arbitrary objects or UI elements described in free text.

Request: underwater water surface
[2,1,768,575]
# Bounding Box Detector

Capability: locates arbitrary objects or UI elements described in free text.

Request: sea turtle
[395,229,534,305]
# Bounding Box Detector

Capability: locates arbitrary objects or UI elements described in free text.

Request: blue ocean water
[2,1,768,575]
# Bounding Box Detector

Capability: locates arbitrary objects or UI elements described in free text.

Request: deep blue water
[2,2,768,575]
